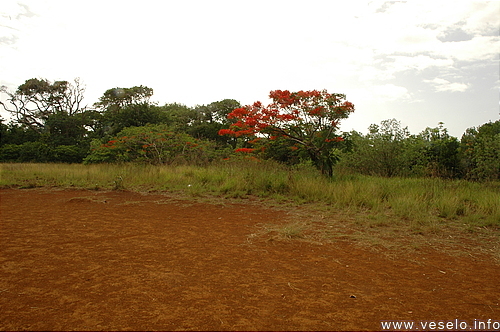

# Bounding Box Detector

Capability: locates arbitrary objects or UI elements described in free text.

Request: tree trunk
[307,147,333,177]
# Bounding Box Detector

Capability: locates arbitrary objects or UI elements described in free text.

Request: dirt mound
[1,188,498,330]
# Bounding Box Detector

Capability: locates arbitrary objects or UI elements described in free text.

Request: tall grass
[1,161,499,229]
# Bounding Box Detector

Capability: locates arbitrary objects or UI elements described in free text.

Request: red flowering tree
[218,90,354,176]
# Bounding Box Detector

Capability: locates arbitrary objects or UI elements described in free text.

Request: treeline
[0,79,239,164]
[336,119,500,181]
[1,78,499,181]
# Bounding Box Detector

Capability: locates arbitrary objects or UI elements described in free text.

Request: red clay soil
[0,188,499,331]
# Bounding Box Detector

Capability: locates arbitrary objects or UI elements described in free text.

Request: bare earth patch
[0,188,498,330]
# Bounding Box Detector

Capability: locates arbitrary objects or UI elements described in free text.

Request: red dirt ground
[0,188,499,331]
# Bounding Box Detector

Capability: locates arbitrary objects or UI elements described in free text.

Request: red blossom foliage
[218,89,354,176]
[325,137,344,143]
[234,148,255,153]
[219,89,354,141]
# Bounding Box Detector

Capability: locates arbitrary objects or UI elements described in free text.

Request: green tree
[418,123,460,178]
[461,120,500,180]
[365,119,410,177]
[44,111,89,146]
[93,85,154,113]
[0,117,41,146]
[193,99,241,124]
[93,85,161,136]
[105,103,165,136]
[0,141,52,162]
[0,78,92,162]
[1,78,87,133]
[157,103,197,132]
[189,99,241,145]
[339,119,420,177]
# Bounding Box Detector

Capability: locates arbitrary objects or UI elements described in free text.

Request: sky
[1,0,499,138]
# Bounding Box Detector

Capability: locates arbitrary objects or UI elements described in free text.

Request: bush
[84,124,221,165]
[461,121,500,181]
[0,144,22,161]
[0,142,52,162]
[52,145,86,163]
[0,142,87,163]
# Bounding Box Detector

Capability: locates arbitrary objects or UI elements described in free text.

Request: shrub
[84,124,220,165]
[0,142,52,162]
[52,145,86,163]
[0,144,22,161]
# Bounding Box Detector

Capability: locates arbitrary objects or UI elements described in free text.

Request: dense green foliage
[1,77,498,181]
[337,119,499,180]
[83,124,226,165]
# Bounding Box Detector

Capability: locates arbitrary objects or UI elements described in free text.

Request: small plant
[279,222,307,239]
[254,221,309,241]
[113,176,125,190]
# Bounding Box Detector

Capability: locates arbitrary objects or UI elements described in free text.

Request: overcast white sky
[1,0,499,137]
